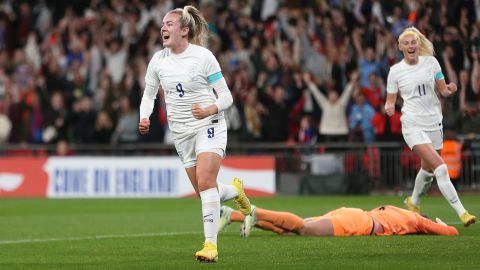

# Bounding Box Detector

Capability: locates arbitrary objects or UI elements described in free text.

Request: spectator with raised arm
[352,27,381,88]
[303,71,357,142]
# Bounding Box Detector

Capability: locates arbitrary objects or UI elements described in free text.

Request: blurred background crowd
[0,0,479,149]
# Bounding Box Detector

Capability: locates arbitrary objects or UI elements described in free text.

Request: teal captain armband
[207,71,223,83]
[435,71,444,80]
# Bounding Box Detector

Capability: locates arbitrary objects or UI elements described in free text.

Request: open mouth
[163,33,170,41]
[407,49,415,55]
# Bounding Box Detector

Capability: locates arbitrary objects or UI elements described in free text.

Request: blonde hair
[398,27,434,56]
[168,5,209,47]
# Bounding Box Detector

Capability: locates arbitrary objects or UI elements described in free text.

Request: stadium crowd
[0,0,479,147]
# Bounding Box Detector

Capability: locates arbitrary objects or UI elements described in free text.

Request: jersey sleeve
[386,67,398,94]
[145,51,161,87]
[203,50,223,84]
[140,52,162,120]
[431,56,444,81]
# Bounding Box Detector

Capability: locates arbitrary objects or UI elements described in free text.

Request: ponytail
[168,6,209,47]
[398,27,434,56]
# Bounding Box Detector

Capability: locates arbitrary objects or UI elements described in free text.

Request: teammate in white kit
[138,6,252,262]
[385,27,475,226]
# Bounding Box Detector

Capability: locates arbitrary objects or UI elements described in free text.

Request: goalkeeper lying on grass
[219,205,458,237]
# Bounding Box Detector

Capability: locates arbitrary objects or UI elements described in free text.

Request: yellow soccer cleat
[404,196,420,213]
[460,211,476,227]
[195,242,218,262]
[218,206,233,232]
[231,178,251,215]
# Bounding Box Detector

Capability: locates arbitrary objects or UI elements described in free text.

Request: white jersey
[143,44,224,134]
[386,56,444,132]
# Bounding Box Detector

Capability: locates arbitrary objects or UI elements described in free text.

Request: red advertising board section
[0,156,275,198]
[0,157,49,197]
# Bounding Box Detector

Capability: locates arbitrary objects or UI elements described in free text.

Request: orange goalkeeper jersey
[315,205,458,236]
[367,205,458,236]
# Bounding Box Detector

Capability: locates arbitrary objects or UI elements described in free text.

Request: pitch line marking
[0,231,200,245]
[0,221,463,245]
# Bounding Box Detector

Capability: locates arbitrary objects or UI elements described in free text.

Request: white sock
[199,187,220,245]
[434,164,466,217]
[217,183,238,202]
[411,168,434,205]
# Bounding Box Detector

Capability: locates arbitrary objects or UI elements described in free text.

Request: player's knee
[199,187,220,203]
[433,164,448,179]
[197,179,217,191]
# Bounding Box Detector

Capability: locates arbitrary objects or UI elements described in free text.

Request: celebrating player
[138,6,251,262]
[384,27,475,226]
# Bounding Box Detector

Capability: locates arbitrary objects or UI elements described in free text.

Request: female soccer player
[384,27,475,226]
[138,6,251,262]
[219,205,459,237]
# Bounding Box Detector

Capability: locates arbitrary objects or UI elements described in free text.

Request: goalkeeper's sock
[230,211,245,222]
[256,220,285,234]
[255,207,304,231]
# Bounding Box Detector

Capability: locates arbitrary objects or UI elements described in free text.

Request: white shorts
[403,129,443,150]
[172,119,227,168]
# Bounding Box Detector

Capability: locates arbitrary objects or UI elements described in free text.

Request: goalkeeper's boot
[218,206,233,232]
[195,242,218,262]
[231,178,251,215]
[241,205,256,237]
[404,196,420,213]
[460,211,476,227]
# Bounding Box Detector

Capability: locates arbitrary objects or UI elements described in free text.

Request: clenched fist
[385,103,395,117]
[192,104,216,119]
[139,118,150,134]
[446,83,457,95]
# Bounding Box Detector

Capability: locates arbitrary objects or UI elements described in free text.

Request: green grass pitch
[1,195,479,270]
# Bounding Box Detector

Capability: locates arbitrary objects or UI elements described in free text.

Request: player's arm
[436,79,457,97]
[139,53,161,134]
[385,68,398,117]
[384,93,397,116]
[434,56,457,97]
[192,75,233,119]
[416,215,459,236]
[302,72,328,107]
[139,83,159,134]
[192,50,233,119]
